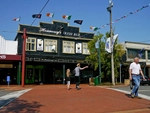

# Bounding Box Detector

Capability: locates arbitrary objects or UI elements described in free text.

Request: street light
[107,0,115,85]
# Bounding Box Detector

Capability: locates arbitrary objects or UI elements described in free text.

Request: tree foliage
[86,32,125,82]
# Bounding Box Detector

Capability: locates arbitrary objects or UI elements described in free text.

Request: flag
[95,39,100,49]
[90,26,99,31]
[138,48,145,58]
[105,37,111,53]
[62,15,71,20]
[32,14,42,18]
[46,13,54,17]
[13,18,20,21]
[112,34,118,46]
[74,20,83,25]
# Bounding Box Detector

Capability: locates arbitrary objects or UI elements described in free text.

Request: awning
[0,54,21,61]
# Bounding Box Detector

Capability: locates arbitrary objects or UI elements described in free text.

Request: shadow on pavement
[0,99,43,113]
[125,94,132,98]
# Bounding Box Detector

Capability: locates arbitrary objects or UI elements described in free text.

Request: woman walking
[66,69,71,90]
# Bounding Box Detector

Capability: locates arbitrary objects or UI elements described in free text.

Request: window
[26,38,36,51]
[44,39,57,52]
[63,41,75,54]
[148,51,150,59]
[82,43,90,54]
[127,48,145,59]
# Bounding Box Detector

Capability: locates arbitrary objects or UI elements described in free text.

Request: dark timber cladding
[14,20,94,84]
[16,20,94,63]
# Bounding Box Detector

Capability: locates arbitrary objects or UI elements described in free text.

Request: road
[110,85,150,99]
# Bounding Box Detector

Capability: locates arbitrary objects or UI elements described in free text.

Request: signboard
[37,39,43,51]
[76,43,82,53]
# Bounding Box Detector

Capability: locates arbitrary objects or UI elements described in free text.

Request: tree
[86,32,125,83]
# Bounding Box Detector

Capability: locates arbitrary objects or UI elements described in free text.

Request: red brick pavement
[0,84,150,113]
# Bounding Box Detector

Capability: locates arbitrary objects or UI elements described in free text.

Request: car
[140,76,150,86]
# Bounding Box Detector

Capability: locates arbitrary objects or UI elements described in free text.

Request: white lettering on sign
[0,55,6,59]
[39,28,80,37]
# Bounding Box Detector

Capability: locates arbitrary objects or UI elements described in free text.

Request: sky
[0,0,150,43]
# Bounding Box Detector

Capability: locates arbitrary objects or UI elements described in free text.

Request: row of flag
[13,13,83,25]
[90,3,150,31]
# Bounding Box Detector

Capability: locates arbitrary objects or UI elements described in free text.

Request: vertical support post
[108,0,115,85]
[120,64,122,83]
[18,62,21,85]
[63,64,65,85]
[98,39,101,84]
[21,28,27,87]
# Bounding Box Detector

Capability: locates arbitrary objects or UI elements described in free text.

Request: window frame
[82,42,90,55]
[26,37,36,51]
[62,40,75,54]
[44,39,58,53]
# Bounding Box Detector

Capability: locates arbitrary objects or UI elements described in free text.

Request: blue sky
[0,0,150,43]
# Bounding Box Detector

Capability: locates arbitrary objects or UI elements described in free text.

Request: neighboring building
[0,35,21,84]
[122,41,150,78]
[14,20,94,84]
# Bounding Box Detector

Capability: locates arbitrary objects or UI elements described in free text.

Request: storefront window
[127,48,145,59]
[44,39,57,52]
[63,41,75,54]
[148,51,150,59]
[26,38,36,51]
[82,43,90,54]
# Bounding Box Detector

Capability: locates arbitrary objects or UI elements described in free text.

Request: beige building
[122,41,150,77]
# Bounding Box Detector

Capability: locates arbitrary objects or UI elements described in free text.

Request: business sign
[0,55,6,59]
[76,43,82,53]
[39,28,80,37]
[37,39,43,51]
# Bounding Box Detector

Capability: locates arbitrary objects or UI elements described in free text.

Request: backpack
[72,69,76,76]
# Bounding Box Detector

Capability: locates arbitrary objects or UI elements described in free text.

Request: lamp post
[107,0,115,85]
[95,38,101,84]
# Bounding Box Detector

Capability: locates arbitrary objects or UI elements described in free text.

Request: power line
[30,0,50,26]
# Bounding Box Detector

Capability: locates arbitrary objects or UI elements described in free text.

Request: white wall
[0,35,18,55]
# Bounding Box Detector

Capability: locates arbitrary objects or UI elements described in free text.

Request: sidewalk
[0,84,150,113]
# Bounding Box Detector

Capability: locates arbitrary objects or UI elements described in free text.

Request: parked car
[140,76,150,85]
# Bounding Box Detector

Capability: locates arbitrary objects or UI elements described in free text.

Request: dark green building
[15,20,94,84]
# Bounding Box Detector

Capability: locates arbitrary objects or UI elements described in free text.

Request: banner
[76,43,82,53]
[105,37,111,53]
[37,39,43,51]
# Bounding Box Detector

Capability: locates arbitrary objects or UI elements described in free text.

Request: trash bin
[94,76,99,86]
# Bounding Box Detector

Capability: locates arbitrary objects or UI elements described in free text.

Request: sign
[37,39,43,51]
[76,43,82,53]
[0,55,6,59]
[7,76,10,82]
[39,28,80,37]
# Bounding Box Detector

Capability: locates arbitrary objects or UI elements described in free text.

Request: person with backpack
[74,63,88,90]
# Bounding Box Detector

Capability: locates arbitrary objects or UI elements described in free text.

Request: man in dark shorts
[75,63,88,90]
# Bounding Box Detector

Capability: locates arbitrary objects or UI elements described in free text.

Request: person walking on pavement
[75,63,88,90]
[66,69,71,90]
[129,57,146,98]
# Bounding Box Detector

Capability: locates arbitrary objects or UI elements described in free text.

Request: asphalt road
[112,85,150,97]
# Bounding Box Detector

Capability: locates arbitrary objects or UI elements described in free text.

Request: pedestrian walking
[129,57,146,98]
[74,63,88,90]
[66,69,71,90]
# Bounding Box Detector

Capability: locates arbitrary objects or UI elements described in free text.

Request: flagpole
[107,0,115,86]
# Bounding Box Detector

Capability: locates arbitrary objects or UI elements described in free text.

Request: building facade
[0,35,21,84]
[15,20,94,84]
[122,41,150,79]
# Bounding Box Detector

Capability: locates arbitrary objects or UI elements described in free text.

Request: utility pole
[22,28,28,87]
[107,0,115,85]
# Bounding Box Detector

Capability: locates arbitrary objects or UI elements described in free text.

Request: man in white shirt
[129,57,146,98]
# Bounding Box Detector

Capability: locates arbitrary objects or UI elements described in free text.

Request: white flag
[112,34,118,47]
[105,37,111,53]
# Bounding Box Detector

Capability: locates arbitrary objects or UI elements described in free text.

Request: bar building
[14,20,94,84]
